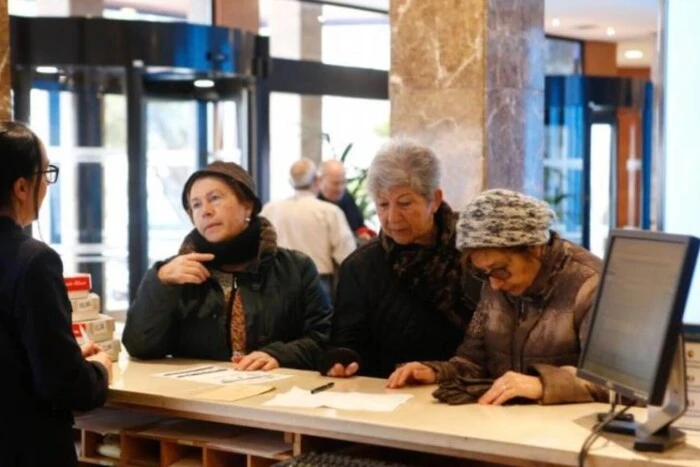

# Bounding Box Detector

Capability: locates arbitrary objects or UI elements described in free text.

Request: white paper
[263,386,413,412]
[155,365,291,386]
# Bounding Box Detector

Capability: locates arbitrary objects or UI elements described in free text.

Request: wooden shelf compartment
[120,433,161,467]
[162,441,203,467]
[203,449,246,467]
[131,418,292,460]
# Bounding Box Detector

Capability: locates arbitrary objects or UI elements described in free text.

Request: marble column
[390,0,544,207]
[0,0,10,120]
[36,0,103,16]
[299,4,323,164]
[213,0,259,33]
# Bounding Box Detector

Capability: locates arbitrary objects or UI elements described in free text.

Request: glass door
[28,71,130,313]
[545,76,651,253]
[140,78,248,266]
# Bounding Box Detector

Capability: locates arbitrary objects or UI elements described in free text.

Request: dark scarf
[379,202,481,328]
[179,216,278,270]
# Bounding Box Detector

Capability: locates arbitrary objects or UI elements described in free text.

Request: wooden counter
[86,357,700,467]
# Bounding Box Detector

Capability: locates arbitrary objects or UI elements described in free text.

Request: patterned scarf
[379,202,481,329]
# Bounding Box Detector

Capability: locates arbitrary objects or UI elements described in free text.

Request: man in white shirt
[261,159,356,296]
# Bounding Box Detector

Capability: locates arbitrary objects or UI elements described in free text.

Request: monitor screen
[578,230,699,404]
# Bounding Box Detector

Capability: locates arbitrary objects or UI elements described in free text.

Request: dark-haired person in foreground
[0,121,112,466]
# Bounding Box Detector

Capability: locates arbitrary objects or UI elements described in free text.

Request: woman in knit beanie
[388,189,609,406]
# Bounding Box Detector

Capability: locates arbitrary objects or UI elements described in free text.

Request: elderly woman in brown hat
[123,161,332,371]
[388,189,608,405]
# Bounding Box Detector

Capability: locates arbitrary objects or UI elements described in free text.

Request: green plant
[543,167,569,221]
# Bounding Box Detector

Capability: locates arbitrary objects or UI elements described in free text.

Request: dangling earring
[245,216,251,224]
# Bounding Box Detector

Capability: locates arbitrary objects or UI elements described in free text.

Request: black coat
[331,240,475,377]
[319,191,365,232]
[122,249,331,369]
[0,216,109,467]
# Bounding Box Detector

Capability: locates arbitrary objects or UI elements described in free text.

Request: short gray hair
[289,158,317,189]
[367,138,441,200]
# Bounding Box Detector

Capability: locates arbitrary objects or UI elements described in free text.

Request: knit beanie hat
[456,189,555,250]
[181,161,262,217]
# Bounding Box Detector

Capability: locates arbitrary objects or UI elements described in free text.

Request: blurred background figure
[319,159,376,242]
[262,158,356,297]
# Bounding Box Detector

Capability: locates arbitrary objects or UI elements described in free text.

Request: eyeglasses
[470,264,512,282]
[38,165,59,184]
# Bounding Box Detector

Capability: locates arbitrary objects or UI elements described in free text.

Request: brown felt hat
[181,161,262,216]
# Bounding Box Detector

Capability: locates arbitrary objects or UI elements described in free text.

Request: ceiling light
[120,7,137,15]
[606,27,616,37]
[36,66,59,74]
[193,79,215,88]
[551,18,561,27]
[624,50,644,60]
[317,15,325,23]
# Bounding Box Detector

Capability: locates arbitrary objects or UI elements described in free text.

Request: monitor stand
[600,335,688,452]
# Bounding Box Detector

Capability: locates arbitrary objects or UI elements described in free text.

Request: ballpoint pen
[310,382,335,394]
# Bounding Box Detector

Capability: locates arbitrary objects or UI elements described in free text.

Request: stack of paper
[263,386,413,412]
[156,365,292,386]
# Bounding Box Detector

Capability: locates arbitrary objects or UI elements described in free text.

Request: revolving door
[10,16,268,311]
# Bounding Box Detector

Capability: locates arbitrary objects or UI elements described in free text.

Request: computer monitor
[577,229,699,451]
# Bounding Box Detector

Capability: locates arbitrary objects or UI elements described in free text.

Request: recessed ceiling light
[606,27,616,37]
[624,50,644,60]
[36,66,59,74]
[551,18,561,27]
[193,79,215,88]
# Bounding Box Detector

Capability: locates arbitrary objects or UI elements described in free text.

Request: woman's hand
[478,371,543,405]
[157,253,214,285]
[87,351,113,382]
[80,341,103,358]
[232,351,279,371]
[386,362,437,388]
[326,362,359,378]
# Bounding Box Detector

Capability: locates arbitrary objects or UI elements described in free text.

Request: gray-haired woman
[322,139,482,378]
[388,189,609,406]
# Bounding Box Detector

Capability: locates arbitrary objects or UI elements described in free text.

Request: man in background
[318,160,375,241]
[261,159,356,296]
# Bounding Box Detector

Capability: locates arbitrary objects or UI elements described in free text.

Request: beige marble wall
[390,0,544,208]
[0,0,10,120]
[300,3,323,164]
[214,0,259,33]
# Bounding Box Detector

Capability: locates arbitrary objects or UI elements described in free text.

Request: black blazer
[0,216,109,466]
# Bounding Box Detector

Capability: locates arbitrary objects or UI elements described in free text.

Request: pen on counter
[310,382,334,394]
